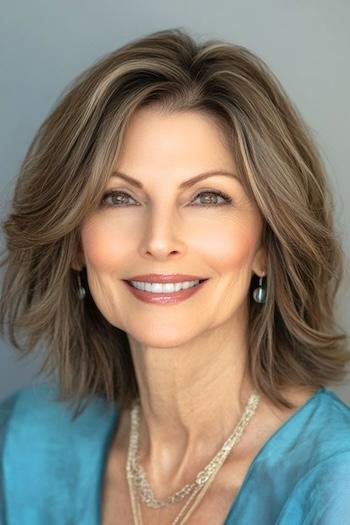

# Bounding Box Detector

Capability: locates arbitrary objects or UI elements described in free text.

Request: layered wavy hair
[1,28,349,418]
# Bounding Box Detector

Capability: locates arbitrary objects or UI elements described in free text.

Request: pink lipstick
[122,275,209,305]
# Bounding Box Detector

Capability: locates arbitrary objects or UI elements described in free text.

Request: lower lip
[122,280,208,304]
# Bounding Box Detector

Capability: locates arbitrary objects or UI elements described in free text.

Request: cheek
[80,211,261,275]
[80,216,126,271]
[198,219,259,272]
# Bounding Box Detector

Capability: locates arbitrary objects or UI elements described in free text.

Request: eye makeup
[100,188,233,208]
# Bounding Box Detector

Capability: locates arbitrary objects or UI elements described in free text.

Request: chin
[127,326,200,350]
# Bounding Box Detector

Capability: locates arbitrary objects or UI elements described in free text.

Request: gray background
[1,0,349,403]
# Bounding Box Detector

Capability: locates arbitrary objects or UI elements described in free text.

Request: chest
[100,450,249,525]
[100,389,310,524]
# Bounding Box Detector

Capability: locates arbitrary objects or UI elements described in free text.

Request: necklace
[126,391,261,524]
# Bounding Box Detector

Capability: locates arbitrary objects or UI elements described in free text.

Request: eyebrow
[110,170,240,189]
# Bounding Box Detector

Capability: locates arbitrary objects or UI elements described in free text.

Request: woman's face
[78,107,266,347]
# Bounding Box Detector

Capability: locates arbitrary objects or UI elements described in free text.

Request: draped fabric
[1,383,350,524]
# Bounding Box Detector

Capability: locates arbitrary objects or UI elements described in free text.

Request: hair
[1,27,349,419]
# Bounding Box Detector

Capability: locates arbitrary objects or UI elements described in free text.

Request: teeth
[130,280,201,293]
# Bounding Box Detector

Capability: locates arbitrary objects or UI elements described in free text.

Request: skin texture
[77,106,270,494]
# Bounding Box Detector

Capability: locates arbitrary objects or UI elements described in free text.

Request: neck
[127,314,257,486]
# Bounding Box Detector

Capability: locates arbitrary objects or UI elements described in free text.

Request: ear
[71,250,86,272]
[252,244,267,277]
[71,262,82,271]
[70,233,86,271]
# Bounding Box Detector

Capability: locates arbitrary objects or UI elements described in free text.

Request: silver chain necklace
[126,390,261,520]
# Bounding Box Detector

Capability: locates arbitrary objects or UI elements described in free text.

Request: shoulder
[0,383,119,521]
[280,387,350,470]
[275,388,350,524]
[0,381,120,452]
[1,382,114,439]
[276,450,350,524]
[310,387,350,456]
[263,386,350,463]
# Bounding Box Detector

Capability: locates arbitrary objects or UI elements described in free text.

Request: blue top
[1,383,350,524]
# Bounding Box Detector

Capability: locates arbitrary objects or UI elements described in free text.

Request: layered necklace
[126,391,261,525]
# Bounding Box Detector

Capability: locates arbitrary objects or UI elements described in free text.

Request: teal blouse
[1,383,350,524]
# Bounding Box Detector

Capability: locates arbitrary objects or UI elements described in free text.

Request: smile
[128,279,205,293]
[122,278,209,305]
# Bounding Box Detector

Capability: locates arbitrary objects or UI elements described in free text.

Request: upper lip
[124,274,209,283]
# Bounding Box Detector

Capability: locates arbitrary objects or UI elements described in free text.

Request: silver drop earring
[253,274,266,303]
[77,271,86,300]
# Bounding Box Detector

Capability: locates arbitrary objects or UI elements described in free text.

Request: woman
[1,28,350,525]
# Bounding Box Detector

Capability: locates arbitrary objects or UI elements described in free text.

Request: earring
[76,271,86,300]
[253,274,266,303]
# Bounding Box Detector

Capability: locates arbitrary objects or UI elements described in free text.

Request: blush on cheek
[202,228,257,272]
[80,219,126,271]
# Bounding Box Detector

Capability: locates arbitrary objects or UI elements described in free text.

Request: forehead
[114,107,235,174]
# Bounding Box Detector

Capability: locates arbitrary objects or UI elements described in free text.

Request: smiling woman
[1,27,350,525]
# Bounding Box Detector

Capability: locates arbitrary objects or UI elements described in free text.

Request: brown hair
[1,28,349,418]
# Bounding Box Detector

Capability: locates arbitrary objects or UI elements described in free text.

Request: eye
[101,190,140,207]
[100,189,233,208]
[190,190,232,207]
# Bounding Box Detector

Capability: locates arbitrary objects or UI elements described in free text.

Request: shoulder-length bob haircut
[1,28,349,418]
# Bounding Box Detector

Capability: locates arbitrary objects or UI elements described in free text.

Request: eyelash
[100,189,233,208]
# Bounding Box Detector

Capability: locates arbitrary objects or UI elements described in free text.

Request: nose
[137,204,186,261]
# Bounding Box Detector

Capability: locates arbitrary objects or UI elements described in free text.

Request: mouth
[124,278,208,293]
[122,277,209,305]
